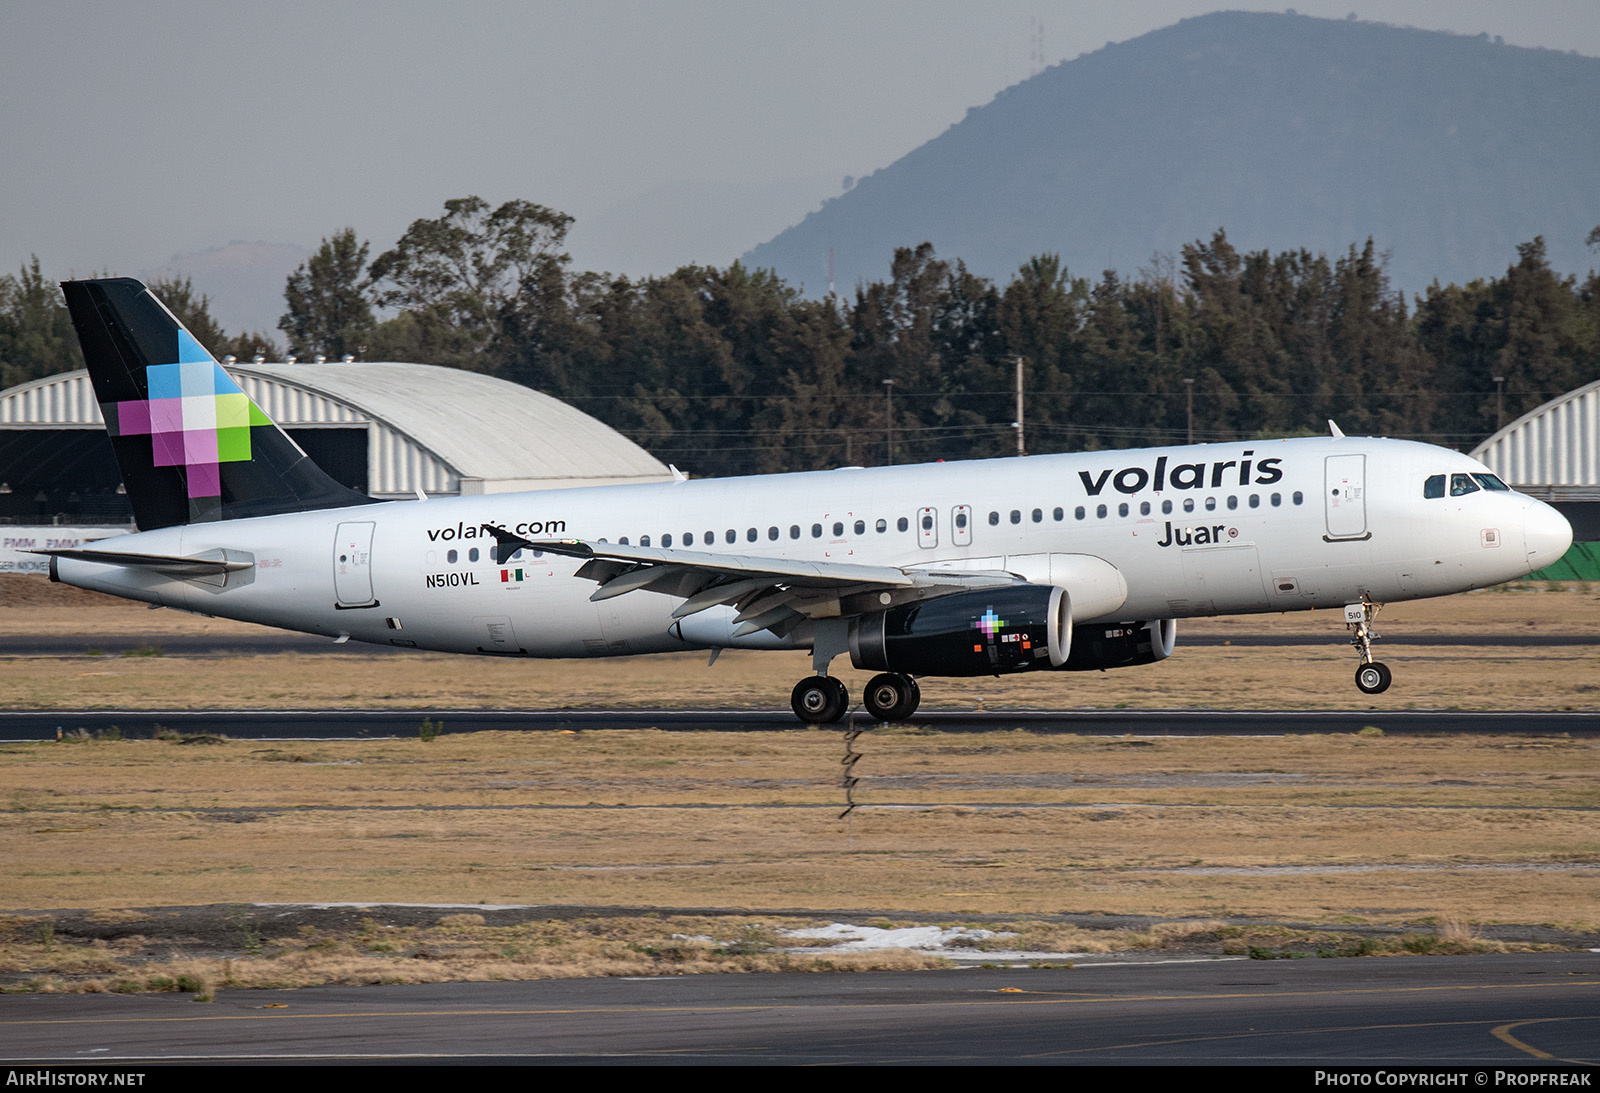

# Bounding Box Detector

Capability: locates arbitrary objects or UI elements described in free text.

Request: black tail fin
[61,278,374,530]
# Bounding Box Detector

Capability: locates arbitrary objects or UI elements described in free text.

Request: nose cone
[1523,500,1574,572]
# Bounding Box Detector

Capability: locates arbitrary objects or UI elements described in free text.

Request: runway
[2,953,1596,1065]
[3,708,1598,740]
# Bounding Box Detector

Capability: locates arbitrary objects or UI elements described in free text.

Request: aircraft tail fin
[61,278,374,530]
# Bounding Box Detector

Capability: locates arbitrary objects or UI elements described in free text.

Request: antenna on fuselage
[1328,420,1346,439]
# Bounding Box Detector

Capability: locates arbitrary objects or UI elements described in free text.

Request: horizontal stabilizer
[34,547,254,577]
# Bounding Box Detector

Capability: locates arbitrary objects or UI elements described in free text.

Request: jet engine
[849,585,1071,677]
[1061,618,1176,671]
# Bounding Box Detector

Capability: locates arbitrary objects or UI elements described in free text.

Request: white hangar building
[1470,378,1600,502]
[0,361,671,526]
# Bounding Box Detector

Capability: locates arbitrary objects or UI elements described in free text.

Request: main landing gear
[863,672,921,722]
[792,676,849,723]
[1345,599,1392,695]
[790,619,921,724]
[790,672,922,724]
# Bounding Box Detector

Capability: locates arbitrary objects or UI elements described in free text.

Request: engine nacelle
[1061,619,1176,671]
[849,585,1071,677]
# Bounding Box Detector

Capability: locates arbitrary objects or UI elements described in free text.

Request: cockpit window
[1450,473,1480,496]
[1472,473,1511,491]
[1423,474,1445,499]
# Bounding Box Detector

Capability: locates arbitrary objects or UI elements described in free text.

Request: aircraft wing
[481,524,1019,639]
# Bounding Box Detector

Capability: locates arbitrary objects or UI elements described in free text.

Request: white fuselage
[55,436,1573,659]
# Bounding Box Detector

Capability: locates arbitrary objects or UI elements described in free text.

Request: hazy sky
[4,0,1598,292]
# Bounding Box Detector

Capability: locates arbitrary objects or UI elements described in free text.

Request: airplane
[38,278,1574,723]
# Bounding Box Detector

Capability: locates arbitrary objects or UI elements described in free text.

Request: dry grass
[1,730,1595,926]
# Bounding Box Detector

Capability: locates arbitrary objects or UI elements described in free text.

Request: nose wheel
[792,676,849,724]
[1345,599,1392,695]
[863,672,921,722]
[1355,661,1392,694]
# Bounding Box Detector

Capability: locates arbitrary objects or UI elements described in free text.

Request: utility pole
[1014,356,1026,456]
[1184,377,1195,444]
[883,379,895,466]
[1493,375,1506,431]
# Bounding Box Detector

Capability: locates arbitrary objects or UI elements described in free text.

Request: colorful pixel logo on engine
[102,330,270,499]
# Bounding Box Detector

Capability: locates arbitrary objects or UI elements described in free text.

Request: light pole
[1013,355,1026,457]
[1493,375,1506,431]
[883,379,895,466]
[1183,377,1195,445]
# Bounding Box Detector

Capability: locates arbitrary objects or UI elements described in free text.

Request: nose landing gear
[1345,599,1391,695]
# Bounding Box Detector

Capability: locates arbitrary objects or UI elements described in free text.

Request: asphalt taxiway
[2,708,1597,740]
[2,953,1596,1065]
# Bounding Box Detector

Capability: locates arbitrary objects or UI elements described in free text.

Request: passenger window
[705,530,714,544]
[1096,504,1108,519]
[1248,494,1259,508]
[1139,501,1151,516]
[919,515,932,532]
[1118,503,1129,517]
[1226,496,1238,510]
[747,528,757,542]
[1162,500,1173,515]
[1075,506,1086,520]
[1010,510,1021,524]
[683,532,694,546]
[897,517,909,532]
[1423,474,1446,499]
[1031,508,1042,523]
[619,537,629,546]
[768,526,779,540]
[789,525,800,539]
[1270,494,1281,507]
[725,530,735,544]
[661,534,672,547]
[988,511,1000,526]
[835,521,846,536]
[955,511,968,529]
[468,547,479,562]
[1292,492,1304,505]
[1204,497,1217,511]
[854,519,865,535]
[812,523,822,538]
[1053,507,1064,521]
[641,535,651,547]
[447,549,458,564]
[1472,473,1509,492]
[876,519,887,533]
[1183,498,1195,513]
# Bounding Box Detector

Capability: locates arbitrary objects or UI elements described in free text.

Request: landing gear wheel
[791,676,849,724]
[1355,662,1392,695]
[863,673,921,722]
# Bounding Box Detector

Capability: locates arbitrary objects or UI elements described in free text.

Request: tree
[280,229,375,359]
[367,196,574,373]
[0,257,82,388]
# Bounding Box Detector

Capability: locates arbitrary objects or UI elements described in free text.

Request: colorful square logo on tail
[102,332,271,500]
